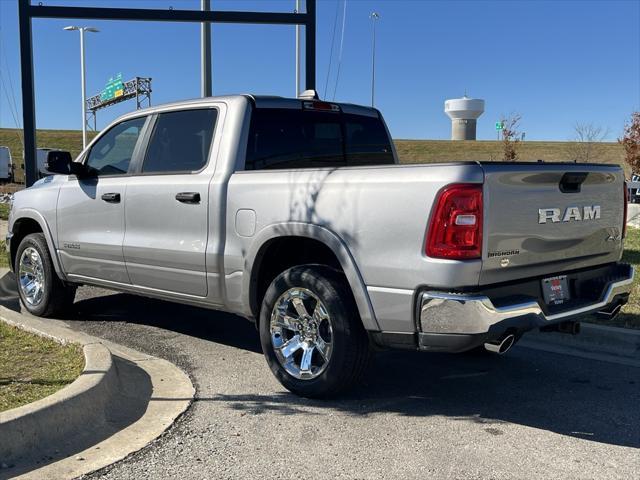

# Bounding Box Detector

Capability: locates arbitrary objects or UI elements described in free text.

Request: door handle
[101,192,121,203]
[175,192,201,204]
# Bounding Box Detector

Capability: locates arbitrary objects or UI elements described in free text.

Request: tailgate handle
[559,172,588,193]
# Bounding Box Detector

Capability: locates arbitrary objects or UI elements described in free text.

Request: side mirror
[43,150,94,178]
[43,150,73,175]
[69,161,93,178]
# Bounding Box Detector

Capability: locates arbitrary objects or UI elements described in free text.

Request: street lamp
[64,26,99,149]
[369,12,380,107]
[295,0,301,97]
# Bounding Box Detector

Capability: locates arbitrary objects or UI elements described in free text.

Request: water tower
[444,95,485,140]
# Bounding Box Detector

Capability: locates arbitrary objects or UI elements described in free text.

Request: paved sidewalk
[0,274,194,480]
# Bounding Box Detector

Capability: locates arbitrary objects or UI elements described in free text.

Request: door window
[142,109,217,173]
[86,116,146,176]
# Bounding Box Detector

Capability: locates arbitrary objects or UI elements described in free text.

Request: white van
[0,146,13,181]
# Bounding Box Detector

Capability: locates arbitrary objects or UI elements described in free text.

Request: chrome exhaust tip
[484,334,515,355]
[597,303,622,319]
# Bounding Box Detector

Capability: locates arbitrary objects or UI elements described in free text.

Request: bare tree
[567,122,610,162]
[500,113,522,161]
[619,112,640,174]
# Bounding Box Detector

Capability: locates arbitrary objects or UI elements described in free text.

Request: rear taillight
[426,184,483,260]
[623,180,628,239]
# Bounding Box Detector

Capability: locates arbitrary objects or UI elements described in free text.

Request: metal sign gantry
[18,0,317,186]
[86,77,153,130]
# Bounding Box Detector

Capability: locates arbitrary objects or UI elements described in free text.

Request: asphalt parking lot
[4,285,639,479]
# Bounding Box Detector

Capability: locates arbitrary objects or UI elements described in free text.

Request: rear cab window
[244,103,395,170]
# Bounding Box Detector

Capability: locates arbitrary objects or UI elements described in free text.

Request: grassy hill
[0,128,627,183]
[0,128,98,183]
[396,139,625,167]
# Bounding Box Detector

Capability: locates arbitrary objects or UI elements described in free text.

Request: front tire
[15,233,76,317]
[259,265,371,398]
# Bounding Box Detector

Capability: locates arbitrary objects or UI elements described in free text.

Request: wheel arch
[10,209,65,278]
[243,223,380,332]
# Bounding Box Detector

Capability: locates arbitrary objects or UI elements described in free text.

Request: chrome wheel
[18,247,45,307]
[270,287,333,380]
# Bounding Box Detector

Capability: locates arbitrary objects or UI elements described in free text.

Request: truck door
[57,115,148,284]
[122,107,218,297]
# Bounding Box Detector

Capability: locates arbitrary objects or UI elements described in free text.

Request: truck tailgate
[480,163,625,285]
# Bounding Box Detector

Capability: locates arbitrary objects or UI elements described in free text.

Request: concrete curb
[0,306,195,480]
[0,340,117,462]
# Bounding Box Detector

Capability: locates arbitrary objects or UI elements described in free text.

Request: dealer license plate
[541,275,570,305]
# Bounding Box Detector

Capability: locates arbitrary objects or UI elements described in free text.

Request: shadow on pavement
[204,349,639,449]
[72,291,263,355]
[0,270,20,312]
[1,272,638,451]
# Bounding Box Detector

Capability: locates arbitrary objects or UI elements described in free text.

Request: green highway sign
[495,121,504,131]
[100,73,124,102]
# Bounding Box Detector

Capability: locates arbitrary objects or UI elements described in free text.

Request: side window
[142,109,217,173]
[344,114,394,166]
[86,116,146,176]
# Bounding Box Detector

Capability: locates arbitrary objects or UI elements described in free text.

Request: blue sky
[0,0,639,141]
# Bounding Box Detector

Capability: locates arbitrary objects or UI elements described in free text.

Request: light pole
[201,0,212,97]
[64,26,99,149]
[369,12,380,107]
[295,0,300,97]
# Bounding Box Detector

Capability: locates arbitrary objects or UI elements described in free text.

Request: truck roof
[121,94,379,119]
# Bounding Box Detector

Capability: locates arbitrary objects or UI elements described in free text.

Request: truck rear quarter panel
[224,163,484,332]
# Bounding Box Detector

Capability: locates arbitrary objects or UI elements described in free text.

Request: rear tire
[259,265,371,398]
[15,233,76,317]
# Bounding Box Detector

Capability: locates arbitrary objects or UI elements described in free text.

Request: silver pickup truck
[7,93,633,397]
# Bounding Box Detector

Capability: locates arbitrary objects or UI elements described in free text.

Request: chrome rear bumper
[417,263,633,352]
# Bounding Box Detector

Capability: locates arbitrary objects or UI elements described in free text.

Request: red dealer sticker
[542,275,570,305]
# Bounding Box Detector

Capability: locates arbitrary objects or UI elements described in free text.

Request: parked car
[7,93,633,397]
[628,173,640,203]
[0,146,13,182]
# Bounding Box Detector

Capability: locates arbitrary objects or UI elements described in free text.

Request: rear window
[244,108,394,170]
